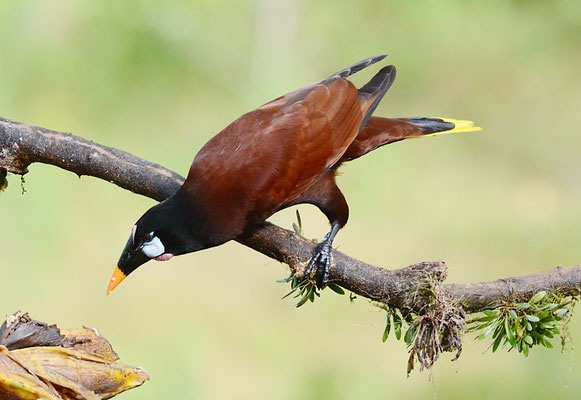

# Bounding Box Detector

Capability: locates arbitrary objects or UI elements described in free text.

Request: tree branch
[2,116,580,314]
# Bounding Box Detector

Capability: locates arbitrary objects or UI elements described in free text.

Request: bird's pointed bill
[106,266,127,295]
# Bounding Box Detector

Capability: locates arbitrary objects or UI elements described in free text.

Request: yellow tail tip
[436,117,482,134]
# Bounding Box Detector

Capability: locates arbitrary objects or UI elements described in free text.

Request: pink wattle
[154,253,174,261]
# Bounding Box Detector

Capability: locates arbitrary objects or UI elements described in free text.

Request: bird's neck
[170,186,231,250]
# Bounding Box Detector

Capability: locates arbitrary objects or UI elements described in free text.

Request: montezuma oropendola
[107,55,480,294]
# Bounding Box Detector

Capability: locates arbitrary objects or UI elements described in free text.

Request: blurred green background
[1,0,580,399]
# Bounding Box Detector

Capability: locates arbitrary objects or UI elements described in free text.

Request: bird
[106,54,480,295]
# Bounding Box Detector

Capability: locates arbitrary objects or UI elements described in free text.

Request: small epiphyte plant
[292,209,303,237]
[381,307,414,343]
[278,210,345,307]
[278,268,345,309]
[381,302,465,375]
[467,291,576,356]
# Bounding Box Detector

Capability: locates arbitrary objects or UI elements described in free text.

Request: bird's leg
[304,223,340,288]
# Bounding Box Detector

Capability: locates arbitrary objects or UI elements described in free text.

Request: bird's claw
[304,241,332,288]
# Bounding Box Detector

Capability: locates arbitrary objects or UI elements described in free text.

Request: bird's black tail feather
[332,55,387,79]
[357,65,397,131]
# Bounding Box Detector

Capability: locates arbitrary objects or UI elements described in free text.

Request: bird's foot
[304,224,339,288]
[304,240,333,288]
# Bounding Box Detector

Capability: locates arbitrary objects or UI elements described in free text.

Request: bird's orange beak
[106,266,127,295]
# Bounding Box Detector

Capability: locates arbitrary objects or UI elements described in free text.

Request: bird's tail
[357,65,397,131]
[339,116,481,163]
[407,117,482,137]
[332,54,387,79]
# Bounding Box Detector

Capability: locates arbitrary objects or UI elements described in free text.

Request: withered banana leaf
[0,312,149,400]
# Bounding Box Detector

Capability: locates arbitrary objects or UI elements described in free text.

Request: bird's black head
[107,195,205,295]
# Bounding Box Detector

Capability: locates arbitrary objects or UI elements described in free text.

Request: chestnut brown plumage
[107,55,480,294]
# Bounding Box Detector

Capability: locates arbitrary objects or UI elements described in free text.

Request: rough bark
[1,116,580,314]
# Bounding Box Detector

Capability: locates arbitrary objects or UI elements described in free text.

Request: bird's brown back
[183,76,367,238]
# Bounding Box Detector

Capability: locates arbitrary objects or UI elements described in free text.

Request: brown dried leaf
[62,327,119,362]
[0,346,63,400]
[0,312,64,350]
[12,347,149,400]
[0,313,149,399]
[10,348,101,400]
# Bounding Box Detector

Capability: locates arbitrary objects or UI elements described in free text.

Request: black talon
[305,223,340,288]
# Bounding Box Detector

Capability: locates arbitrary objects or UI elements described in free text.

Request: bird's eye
[134,231,155,249]
[137,231,156,249]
